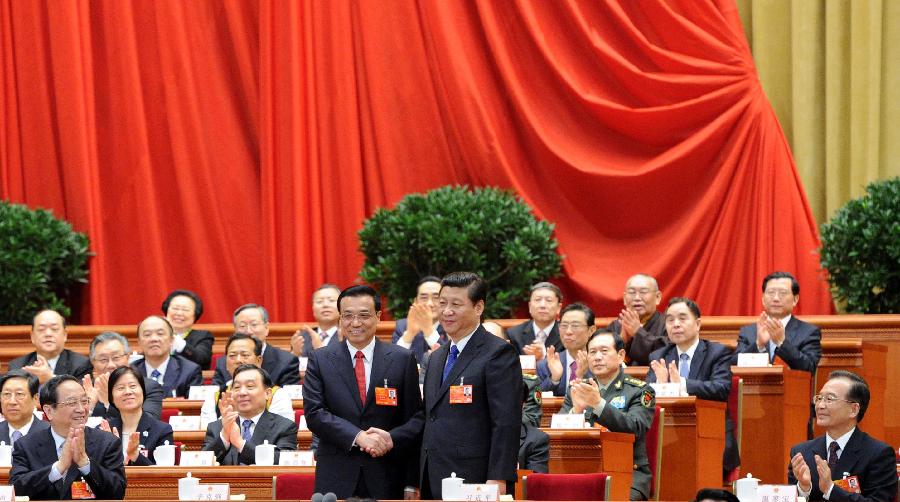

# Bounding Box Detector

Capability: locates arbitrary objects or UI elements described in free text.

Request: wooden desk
[0,465,314,500]
[540,396,563,427]
[543,429,634,501]
[656,396,725,502]
[733,366,810,484]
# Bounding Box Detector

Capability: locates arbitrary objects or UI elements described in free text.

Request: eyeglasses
[236,321,266,331]
[625,288,656,297]
[93,354,128,365]
[558,322,588,331]
[764,289,793,299]
[56,397,91,409]
[340,312,375,323]
[0,391,29,402]
[812,394,855,406]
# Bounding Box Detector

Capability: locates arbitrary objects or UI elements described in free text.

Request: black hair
[0,369,40,397]
[107,366,147,407]
[39,374,80,408]
[693,488,740,502]
[337,285,382,312]
[225,332,263,356]
[587,329,624,352]
[828,370,870,422]
[232,364,273,388]
[762,271,800,295]
[560,302,595,327]
[441,271,487,304]
[32,309,67,330]
[417,275,442,289]
[161,289,204,321]
[667,297,701,318]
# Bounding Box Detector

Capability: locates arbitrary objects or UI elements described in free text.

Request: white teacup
[255,440,275,466]
[154,442,176,466]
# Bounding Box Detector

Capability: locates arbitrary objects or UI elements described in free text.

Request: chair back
[210,353,224,371]
[524,473,610,501]
[646,406,664,500]
[725,375,743,482]
[273,473,315,500]
[294,408,304,425]
[161,407,181,423]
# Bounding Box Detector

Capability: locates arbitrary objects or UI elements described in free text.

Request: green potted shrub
[0,201,91,324]
[819,177,900,313]
[359,185,562,318]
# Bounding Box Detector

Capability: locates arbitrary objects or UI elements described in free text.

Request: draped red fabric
[2,0,832,324]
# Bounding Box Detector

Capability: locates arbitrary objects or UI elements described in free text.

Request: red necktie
[354,351,367,404]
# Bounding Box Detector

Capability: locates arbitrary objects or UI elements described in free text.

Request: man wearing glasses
[0,370,49,445]
[212,304,300,387]
[788,371,897,501]
[606,274,668,366]
[10,375,125,500]
[537,303,596,396]
[303,285,423,499]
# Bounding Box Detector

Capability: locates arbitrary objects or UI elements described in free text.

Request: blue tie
[442,345,459,384]
[679,353,690,379]
[151,369,162,383]
[10,430,22,447]
[241,419,253,442]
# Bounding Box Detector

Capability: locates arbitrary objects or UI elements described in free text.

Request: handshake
[355,427,393,457]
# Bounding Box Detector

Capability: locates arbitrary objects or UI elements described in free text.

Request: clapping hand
[618,309,642,342]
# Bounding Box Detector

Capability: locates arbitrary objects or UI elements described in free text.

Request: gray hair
[233,303,269,325]
[530,282,562,302]
[89,331,130,360]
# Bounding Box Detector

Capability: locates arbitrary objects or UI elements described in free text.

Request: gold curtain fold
[737,0,900,222]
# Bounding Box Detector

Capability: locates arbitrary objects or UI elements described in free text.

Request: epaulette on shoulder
[624,376,646,387]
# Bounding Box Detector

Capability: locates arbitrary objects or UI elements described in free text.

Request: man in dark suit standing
[290,284,344,358]
[392,276,449,365]
[132,315,203,398]
[788,371,897,501]
[162,289,215,369]
[536,303,594,396]
[606,274,669,366]
[734,271,822,373]
[10,375,125,500]
[213,304,300,387]
[8,309,90,384]
[304,285,424,499]
[202,364,298,465]
[646,297,739,474]
[507,282,565,361]
[421,272,522,499]
[0,370,50,445]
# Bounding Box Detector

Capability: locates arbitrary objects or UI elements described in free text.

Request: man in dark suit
[507,282,565,361]
[562,330,656,500]
[0,370,50,445]
[734,271,822,373]
[421,272,522,499]
[10,375,125,500]
[162,289,215,369]
[8,309,90,384]
[290,284,343,359]
[536,303,595,396]
[213,304,300,387]
[304,285,424,499]
[202,364,298,465]
[646,297,739,473]
[392,276,449,365]
[788,371,897,501]
[606,274,669,366]
[132,315,203,398]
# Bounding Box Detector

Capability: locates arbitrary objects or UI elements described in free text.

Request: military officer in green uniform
[522,372,542,427]
[560,329,656,501]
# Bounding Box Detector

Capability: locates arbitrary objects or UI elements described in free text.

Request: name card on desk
[189,385,221,401]
[281,385,304,400]
[0,486,14,502]
[279,450,315,466]
[195,484,230,501]
[519,355,536,371]
[550,413,586,429]
[170,415,203,431]
[650,383,680,397]
[457,483,499,501]
[758,484,797,502]
[180,450,216,467]
[737,353,770,367]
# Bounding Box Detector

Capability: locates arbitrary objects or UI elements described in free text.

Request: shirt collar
[46,355,61,372]
[9,415,36,436]
[239,410,265,424]
[346,336,377,362]
[451,326,479,354]
[147,355,171,376]
[50,427,67,453]
[780,315,792,328]
[531,320,555,337]
[826,426,855,452]
[677,338,701,359]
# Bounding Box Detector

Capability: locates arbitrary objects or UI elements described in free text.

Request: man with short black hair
[132,315,203,398]
[213,304,300,387]
[393,276,449,365]
[606,274,668,366]
[291,284,343,357]
[536,302,595,396]
[507,282,565,360]
[788,371,897,501]
[8,310,90,383]
[214,333,293,422]
[0,370,49,445]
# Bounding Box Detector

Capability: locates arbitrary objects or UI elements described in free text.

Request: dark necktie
[568,359,578,382]
[828,441,840,470]
[10,430,22,447]
[241,419,253,442]
[151,369,162,384]
[354,351,367,403]
[442,345,459,384]
[319,330,328,342]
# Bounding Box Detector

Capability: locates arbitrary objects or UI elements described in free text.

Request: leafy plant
[359,185,563,318]
[0,201,91,324]
[819,177,900,313]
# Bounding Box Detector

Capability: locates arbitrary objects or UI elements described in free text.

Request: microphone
[311,493,324,502]
[322,493,337,502]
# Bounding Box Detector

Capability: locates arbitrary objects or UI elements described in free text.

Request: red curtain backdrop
[1,0,832,324]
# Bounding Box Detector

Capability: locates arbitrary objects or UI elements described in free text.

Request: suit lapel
[250,411,273,443]
[328,341,364,410]
[365,341,393,411]
[833,429,863,475]
[56,350,70,374]
[689,341,707,379]
[164,357,180,394]
[523,323,536,346]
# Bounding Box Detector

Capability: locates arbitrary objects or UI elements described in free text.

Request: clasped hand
[57,426,90,472]
[790,452,833,494]
[356,427,393,457]
[649,358,681,384]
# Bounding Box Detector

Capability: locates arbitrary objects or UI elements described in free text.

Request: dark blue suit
[0,416,50,444]
[304,338,424,499]
[180,329,215,370]
[646,339,740,471]
[132,354,202,398]
[787,428,897,502]
[295,327,342,357]
[734,316,822,373]
[107,411,174,465]
[536,350,587,396]
[10,426,126,500]
[202,409,298,465]
[507,320,564,356]
[213,343,300,387]
[421,325,522,499]
[392,318,449,365]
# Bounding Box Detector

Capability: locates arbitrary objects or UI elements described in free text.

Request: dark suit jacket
[507,320,564,356]
[180,329,215,370]
[10,426,126,500]
[107,412,174,465]
[421,325,522,499]
[734,316,822,373]
[607,311,669,366]
[295,326,342,357]
[87,374,165,420]
[202,409,298,465]
[787,428,897,502]
[213,343,300,387]
[8,349,91,379]
[646,339,740,471]
[132,354,202,398]
[535,350,591,397]
[518,423,549,474]
[304,339,424,499]
[392,318,449,365]
[0,416,50,444]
